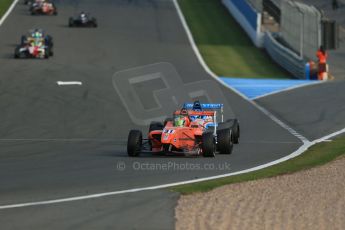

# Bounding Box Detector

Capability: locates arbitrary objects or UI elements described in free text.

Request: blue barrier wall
[222,0,264,47]
[230,0,257,30]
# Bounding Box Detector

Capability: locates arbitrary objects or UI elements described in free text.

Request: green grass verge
[0,0,13,18]
[172,135,345,194]
[178,0,290,78]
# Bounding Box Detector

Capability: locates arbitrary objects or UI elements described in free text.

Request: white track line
[57,81,82,86]
[0,0,19,27]
[0,127,344,210]
[0,0,343,210]
[252,80,325,100]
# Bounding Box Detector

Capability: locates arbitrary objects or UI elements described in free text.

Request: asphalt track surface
[257,80,345,141]
[0,0,312,229]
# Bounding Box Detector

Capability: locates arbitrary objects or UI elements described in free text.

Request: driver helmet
[192,100,203,111]
[174,115,186,127]
[80,12,87,18]
[174,109,190,127]
[32,30,42,39]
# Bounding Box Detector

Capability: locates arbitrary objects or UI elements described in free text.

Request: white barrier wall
[222,0,264,48]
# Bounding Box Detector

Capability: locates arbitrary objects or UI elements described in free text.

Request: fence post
[297,6,304,59]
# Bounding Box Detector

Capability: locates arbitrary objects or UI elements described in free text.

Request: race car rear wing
[183,103,223,109]
[183,103,224,122]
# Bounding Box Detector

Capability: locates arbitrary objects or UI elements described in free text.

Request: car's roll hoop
[183,102,224,122]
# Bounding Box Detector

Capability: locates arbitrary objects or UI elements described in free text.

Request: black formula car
[69,13,97,27]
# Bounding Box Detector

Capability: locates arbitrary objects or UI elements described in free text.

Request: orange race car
[127,101,240,157]
[30,1,57,15]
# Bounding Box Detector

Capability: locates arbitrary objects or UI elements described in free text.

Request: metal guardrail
[264,32,306,79]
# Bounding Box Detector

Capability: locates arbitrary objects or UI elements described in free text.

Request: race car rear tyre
[44,49,50,59]
[226,119,240,144]
[17,52,27,59]
[217,128,233,155]
[14,46,26,59]
[127,130,142,157]
[149,121,164,132]
[202,132,215,157]
[233,123,240,144]
[92,18,97,27]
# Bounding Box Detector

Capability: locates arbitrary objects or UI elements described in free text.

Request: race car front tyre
[14,46,25,59]
[202,132,215,157]
[48,48,54,57]
[69,18,74,27]
[15,52,28,59]
[92,18,97,27]
[127,130,142,157]
[217,128,233,154]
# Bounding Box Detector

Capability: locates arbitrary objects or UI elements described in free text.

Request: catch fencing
[280,1,321,60]
[221,0,322,78]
